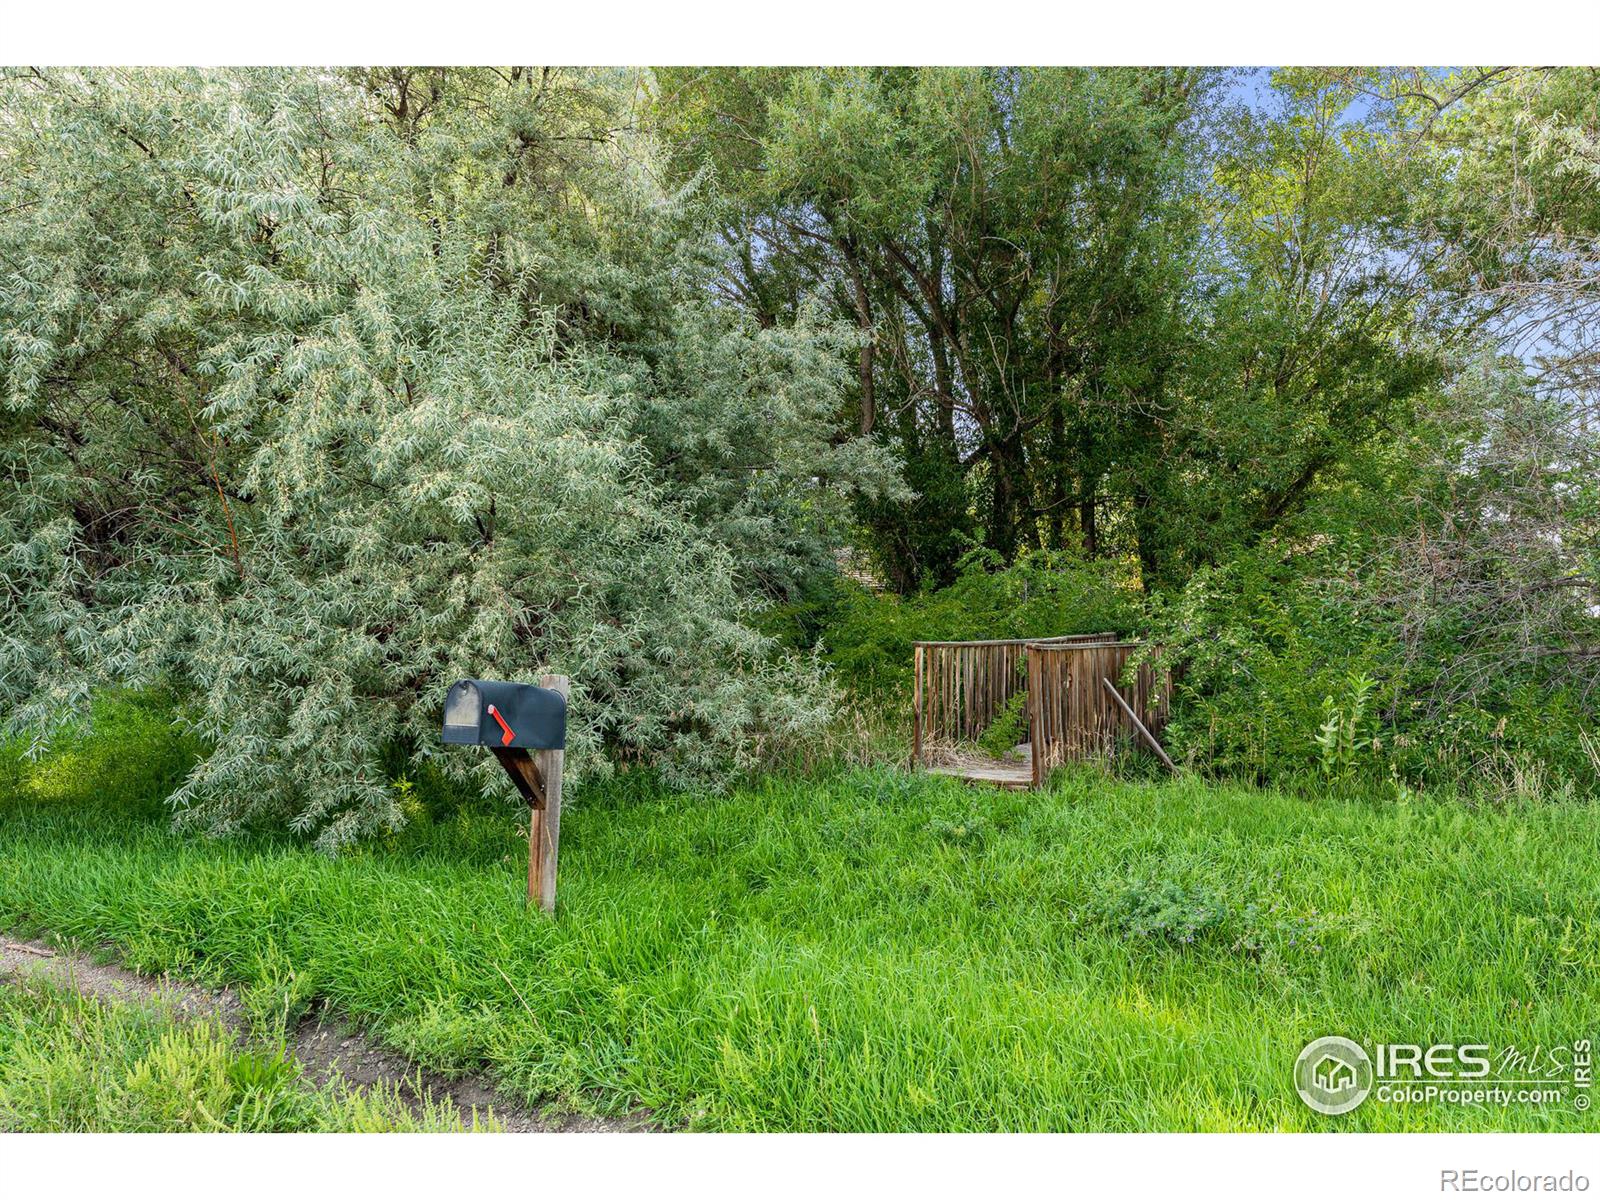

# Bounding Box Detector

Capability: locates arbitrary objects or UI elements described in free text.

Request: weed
[1314,672,1378,781]
[1098,876,1231,947]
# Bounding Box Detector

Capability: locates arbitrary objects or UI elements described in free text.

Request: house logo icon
[1295,1036,1374,1115]
[1313,1054,1357,1093]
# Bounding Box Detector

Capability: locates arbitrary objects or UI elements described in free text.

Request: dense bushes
[801,549,1143,697]
[1147,544,1392,782]
[3,67,1596,853]
[0,69,898,848]
[1151,545,1599,797]
[1147,371,1600,796]
[788,367,1600,803]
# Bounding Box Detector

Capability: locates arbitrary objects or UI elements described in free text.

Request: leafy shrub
[1093,868,1328,958]
[1146,366,1599,798]
[1149,528,1599,797]
[1097,876,1231,947]
[0,68,898,850]
[1142,542,1393,782]
[1314,672,1379,782]
[977,692,1029,757]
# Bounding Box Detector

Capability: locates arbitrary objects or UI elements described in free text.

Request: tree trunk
[1132,488,1165,593]
[1047,400,1066,550]
[842,236,876,436]
[1079,488,1098,557]
[986,432,1027,559]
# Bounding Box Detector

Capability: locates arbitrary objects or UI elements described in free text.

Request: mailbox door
[441,681,484,745]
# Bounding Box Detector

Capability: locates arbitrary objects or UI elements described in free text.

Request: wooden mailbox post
[442,674,569,914]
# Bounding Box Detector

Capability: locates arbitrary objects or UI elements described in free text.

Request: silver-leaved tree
[0,67,901,848]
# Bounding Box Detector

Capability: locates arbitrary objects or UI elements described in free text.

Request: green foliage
[1147,366,1600,795]
[658,67,1210,585]
[0,68,901,848]
[976,691,1029,758]
[657,68,1474,593]
[819,549,1141,696]
[4,750,1598,1131]
[1145,542,1393,786]
[1313,673,1378,783]
[1403,68,1600,403]
[235,940,320,1038]
[6,65,1596,848]
[0,981,478,1132]
[1093,867,1326,959]
[1097,875,1230,947]
[9,690,200,820]
[1100,876,1222,947]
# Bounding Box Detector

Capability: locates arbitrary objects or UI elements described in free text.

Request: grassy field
[0,979,476,1132]
[2,702,1597,1131]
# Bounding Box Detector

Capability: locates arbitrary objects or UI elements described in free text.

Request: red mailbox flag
[487,704,515,746]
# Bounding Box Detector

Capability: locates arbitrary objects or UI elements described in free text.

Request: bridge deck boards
[924,745,1034,790]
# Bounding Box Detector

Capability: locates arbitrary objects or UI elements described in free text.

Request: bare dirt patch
[1,938,651,1133]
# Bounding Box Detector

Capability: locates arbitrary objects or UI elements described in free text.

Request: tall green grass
[2,699,1596,1130]
[0,980,479,1132]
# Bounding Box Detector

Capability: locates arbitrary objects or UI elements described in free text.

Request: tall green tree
[657,67,1207,589]
[657,68,1491,593]
[0,67,898,848]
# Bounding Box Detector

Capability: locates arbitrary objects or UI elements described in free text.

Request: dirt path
[0,937,650,1133]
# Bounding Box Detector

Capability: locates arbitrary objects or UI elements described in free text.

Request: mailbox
[441,679,567,751]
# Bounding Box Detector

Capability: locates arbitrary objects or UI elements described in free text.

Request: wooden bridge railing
[1026,641,1170,784]
[911,633,1115,763]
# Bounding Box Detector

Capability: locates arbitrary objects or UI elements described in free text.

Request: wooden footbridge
[911,634,1173,788]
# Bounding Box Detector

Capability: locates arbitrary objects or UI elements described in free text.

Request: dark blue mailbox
[442,679,566,751]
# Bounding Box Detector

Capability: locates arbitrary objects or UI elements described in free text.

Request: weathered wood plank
[1102,676,1178,773]
[528,674,568,914]
[912,643,925,766]
[927,758,1034,790]
[912,633,1116,648]
[491,747,545,807]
